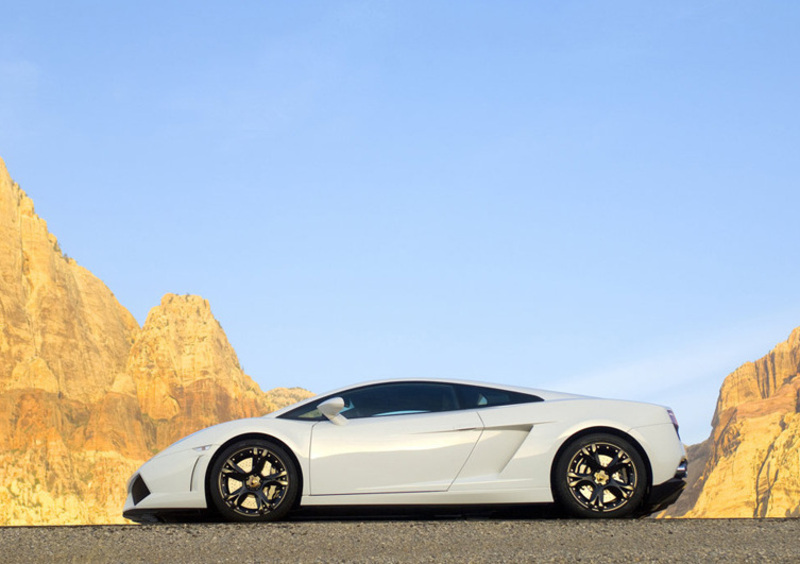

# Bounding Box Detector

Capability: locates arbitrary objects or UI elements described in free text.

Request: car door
[308,382,483,495]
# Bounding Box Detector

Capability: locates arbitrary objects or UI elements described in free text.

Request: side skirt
[300,487,552,507]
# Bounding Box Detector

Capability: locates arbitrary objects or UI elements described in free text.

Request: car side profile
[123,379,687,522]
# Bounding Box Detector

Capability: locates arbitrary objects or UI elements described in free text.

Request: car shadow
[148,504,567,524]
[286,503,566,521]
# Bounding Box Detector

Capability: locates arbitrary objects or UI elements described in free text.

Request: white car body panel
[628,423,687,484]
[309,410,483,495]
[123,378,687,520]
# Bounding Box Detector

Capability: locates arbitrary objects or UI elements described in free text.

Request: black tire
[208,438,299,522]
[553,433,647,518]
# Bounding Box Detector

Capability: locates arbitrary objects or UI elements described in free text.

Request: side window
[340,383,458,419]
[279,382,460,421]
[454,384,542,409]
[279,382,541,421]
[286,404,324,420]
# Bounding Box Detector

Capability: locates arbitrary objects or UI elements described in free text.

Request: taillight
[667,409,680,438]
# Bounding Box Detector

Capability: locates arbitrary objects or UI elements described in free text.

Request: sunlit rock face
[663,327,800,518]
[128,293,292,448]
[0,158,312,525]
[0,158,139,405]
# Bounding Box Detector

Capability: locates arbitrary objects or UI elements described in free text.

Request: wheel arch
[204,432,305,511]
[549,426,653,493]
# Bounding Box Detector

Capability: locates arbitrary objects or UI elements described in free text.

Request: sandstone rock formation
[664,327,800,518]
[127,293,282,449]
[0,157,312,525]
[0,158,139,404]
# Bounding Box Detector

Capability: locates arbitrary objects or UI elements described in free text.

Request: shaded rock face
[0,158,312,525]
[664,327,800,518]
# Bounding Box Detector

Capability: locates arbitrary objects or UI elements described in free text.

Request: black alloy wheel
[209,439,299,522]
[553,433,647,518]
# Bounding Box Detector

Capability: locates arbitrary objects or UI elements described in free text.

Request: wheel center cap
[246,475,262,489]
[594,470,610,485]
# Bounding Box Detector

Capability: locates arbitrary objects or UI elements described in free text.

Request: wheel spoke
[606,452,632,474]
[221,460,250,482]
[256,487,282,514]
[588,485,605,509]
[263,470,289,487]
[250,448,268,476]
[579,446,602,471]
[604,451,620,470]
[224,485,249,507]
[252,489,268,513]
[567,471,593,489]
[607,478,635,499]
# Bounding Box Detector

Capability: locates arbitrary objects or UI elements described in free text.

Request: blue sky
[2,1,800,444]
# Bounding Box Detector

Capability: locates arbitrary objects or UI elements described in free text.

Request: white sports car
[123,379,687,522]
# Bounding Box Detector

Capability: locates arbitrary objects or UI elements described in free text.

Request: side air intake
[131,475,151,505]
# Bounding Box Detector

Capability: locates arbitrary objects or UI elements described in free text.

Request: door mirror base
[317,397,348,426]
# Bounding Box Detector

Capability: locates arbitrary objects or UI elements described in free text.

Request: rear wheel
[553,433,647,518]
[209,439,299,522]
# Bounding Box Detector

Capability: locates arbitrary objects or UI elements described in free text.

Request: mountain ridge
[662,326,800,517]
[0,157,312,525]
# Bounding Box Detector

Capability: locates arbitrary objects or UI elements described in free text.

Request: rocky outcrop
[664,327,800,518]
[126,293,287,448]
[0,158,312,525]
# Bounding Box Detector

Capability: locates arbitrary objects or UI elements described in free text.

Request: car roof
[266,377,588,418]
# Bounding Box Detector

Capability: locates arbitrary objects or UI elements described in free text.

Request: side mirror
[317,397,348,426]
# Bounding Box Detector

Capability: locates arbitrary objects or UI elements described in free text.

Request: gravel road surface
[1,515,797,563]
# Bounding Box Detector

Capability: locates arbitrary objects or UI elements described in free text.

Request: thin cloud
[542,320,799,444]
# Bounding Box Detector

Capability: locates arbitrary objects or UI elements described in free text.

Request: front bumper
[123,507,212,523]
[121,449,212,522]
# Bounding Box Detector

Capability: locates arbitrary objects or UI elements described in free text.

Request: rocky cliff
[664,327,800,518]
[0,158,312,525]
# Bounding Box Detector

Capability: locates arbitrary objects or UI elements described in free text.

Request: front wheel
[208,439,299,522]
[553,433,647,518]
